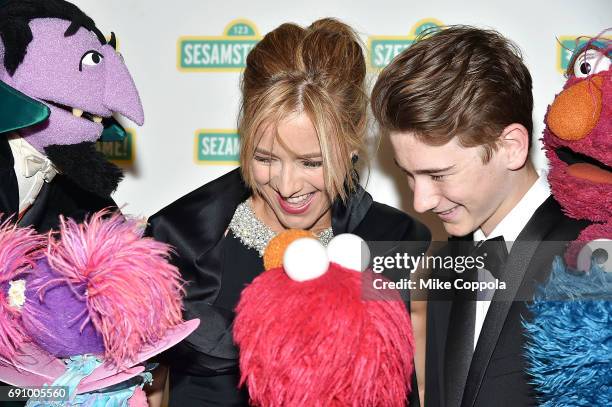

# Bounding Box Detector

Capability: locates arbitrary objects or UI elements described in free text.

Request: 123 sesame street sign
[178,19,261,71]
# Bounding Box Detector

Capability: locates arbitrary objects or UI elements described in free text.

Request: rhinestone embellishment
[229,199,334,256]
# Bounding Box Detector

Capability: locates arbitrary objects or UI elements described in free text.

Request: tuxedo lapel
[443,234,477,407]
[425,234,472,407]
[0,134,19,218]
[460,197,563,407]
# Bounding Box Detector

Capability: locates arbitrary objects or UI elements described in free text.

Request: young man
[372,27,589,407]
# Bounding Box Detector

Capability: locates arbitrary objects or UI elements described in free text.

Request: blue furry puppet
[522,35,611,406]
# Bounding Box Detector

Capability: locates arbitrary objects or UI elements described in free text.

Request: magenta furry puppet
[543,35,611,265]
[234,230,415,406]
[523,35,611,406]
[0,211,199,406]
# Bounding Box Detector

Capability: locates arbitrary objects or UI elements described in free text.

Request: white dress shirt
[7,134,58,215]
[472,175,551,348]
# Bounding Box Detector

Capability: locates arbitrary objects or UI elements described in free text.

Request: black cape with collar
[146,167,431,377]
[425,196,590,407]
[0,133,116,233]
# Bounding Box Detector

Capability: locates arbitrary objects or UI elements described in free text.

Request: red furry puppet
[234,230,415,406]
[523,34,611,406]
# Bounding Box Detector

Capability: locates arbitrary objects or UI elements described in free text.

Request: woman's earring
[350,154,359,183]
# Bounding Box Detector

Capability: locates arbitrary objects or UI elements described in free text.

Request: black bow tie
[473,235,508,279]
[448,234,509,274]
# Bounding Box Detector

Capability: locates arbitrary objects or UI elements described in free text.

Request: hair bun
[301,18,365,84]
[244,23,304,83]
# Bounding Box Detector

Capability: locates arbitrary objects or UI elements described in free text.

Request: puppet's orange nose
[547,75,603,141]
[263,229,314,270]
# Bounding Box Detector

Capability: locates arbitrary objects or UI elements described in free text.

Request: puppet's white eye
[283,238,329,282]
[327,234,370,272]
[577,239,611,273]
[573,50,611,78]
[80,51,104,70]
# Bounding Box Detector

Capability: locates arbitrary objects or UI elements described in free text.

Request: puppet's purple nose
[102,47,145,126]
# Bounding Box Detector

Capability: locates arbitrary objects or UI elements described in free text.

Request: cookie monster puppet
[523,34,611,406]
[0,0,144,233]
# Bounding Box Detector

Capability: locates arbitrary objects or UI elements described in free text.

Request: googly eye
[283,237,329,282]
[573,49,611,79]
[79,50,104,71]
[576,239,611,273]
[326,233,370,272]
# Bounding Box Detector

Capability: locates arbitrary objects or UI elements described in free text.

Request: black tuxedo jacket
[0,134,116,233]
[425,196,589,407]
[146,168,431,406]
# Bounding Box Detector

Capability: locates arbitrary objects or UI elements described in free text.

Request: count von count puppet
[523,34,611,406]
[0,0,144,232]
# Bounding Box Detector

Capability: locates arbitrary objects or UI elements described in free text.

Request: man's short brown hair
[371,26,533,162]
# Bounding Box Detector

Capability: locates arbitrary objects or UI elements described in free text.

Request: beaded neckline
[228,199,334,256]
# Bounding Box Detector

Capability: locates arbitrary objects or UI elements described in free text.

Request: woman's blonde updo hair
[239,18,367,202]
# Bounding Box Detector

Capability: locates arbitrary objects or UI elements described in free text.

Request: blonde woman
[146,18,430,406]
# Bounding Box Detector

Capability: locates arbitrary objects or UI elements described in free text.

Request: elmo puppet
[234,230,415,407]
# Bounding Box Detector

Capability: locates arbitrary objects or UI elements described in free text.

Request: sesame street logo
[195,130,240,165]
[178,19,261,71]
[96,128,135,166]
[557,36,612,74]
[368,18,444,69]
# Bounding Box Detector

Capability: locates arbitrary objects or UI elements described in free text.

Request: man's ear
[499,123,530,170]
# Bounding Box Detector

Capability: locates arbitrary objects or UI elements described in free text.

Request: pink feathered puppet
[0,211,199,406]
[234,230,415,407]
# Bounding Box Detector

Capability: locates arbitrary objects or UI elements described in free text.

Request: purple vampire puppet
[0,0,144,233]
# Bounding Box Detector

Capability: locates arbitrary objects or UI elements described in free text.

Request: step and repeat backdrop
[78,0,610,240]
